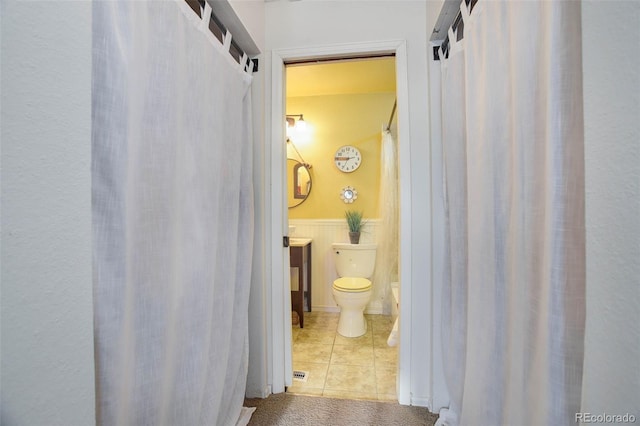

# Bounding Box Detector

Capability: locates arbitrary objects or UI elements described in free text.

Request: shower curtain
[438,2,585,425]
[374,129,399,313]
[92,2,253,425]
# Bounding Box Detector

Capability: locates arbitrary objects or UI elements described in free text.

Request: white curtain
[92,2,254,425]
[374,128,399,313]
[438,2,585,425]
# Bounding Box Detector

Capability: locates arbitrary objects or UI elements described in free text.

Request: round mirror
[288,159,312,208]
[340,186,358,203]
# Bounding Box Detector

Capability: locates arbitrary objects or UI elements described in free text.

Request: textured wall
[581,0,640,417]
[229,0,265,53]
[0,1,96,424]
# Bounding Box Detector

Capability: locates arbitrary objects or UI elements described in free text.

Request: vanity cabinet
[290,239,312,328]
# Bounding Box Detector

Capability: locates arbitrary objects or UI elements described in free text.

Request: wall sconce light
[286,114,309,140]
[285,114,311,169]
[286,114,306,131]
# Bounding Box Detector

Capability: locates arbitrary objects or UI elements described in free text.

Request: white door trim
[268,40,413,405]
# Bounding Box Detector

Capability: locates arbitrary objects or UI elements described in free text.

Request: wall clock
[334,145,362,173]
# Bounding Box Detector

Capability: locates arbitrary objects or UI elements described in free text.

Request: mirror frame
[340,185,358,203]
[288,158,312,208]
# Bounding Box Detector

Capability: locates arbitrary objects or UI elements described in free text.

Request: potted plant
[345,210,366,244]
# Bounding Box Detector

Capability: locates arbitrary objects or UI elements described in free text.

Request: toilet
[332,242,377,337]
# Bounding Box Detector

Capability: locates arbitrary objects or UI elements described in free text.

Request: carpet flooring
[244,393,438,426]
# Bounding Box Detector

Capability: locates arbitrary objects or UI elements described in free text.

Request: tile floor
[287,311,398,401]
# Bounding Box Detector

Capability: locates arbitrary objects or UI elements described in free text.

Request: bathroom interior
[284,57,401,401]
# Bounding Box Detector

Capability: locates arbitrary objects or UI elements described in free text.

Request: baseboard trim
[310,303,384,315]
[410,395,432,409]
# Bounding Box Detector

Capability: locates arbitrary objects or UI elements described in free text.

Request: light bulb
[294,119,307,132]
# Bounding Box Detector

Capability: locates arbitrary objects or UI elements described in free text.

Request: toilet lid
[333,277,372,292]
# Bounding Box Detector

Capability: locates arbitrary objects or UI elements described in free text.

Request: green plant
[345,210,365,233]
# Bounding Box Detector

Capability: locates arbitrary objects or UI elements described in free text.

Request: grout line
[292,312,396,401]
[322,321,336,395]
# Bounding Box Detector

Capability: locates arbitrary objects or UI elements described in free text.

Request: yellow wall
[287,92,396,219]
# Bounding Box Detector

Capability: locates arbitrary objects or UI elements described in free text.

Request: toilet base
[333,287,371,338]
[337,307,368,337]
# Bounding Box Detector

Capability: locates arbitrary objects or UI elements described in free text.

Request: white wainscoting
[288,218,385,314]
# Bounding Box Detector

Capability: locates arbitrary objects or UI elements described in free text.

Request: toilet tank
[332,243,377,278]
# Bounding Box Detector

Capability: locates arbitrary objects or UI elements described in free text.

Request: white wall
[581,1,640,417]
[0,1,96,425]
[264,0,441,407]
[229,0,265,53]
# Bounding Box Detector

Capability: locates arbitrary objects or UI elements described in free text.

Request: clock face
[334,145,362,173]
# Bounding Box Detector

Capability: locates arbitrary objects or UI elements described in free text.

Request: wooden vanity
[289,238,312,328]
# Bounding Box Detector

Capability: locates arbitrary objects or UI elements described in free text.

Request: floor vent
[292,370,308,382]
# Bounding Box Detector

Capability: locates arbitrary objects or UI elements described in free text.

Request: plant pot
[349,232,361,244]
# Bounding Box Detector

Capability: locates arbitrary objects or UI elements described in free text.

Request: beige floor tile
[308,311,338,318]
[373,335,388,348]
[330,344,375,366]
[304,321,338,332]
[371,315,394,344]
[369,314,395,329]
[374,346,398,367]
[334,328,373,346]
[292,311,397,401]
[373,328,394,348]
[286,386,324,397]
[324,363,376,393]
[292,342,333,364]
[291,361,330,390]
[294,328,336,345]
[305,311,339,321]
[301,313,339,330]
[375,365,397,396]
[291,326,301,342]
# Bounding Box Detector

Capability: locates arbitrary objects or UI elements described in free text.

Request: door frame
[268,40,413,405]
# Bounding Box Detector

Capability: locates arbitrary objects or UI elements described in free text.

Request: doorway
[285,57,399,400]
[269,40,413,405]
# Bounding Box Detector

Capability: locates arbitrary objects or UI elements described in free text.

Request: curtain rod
[432,0,478,61]
[285,53,395,67]
[185,0,258,72]
[386,99,397,131]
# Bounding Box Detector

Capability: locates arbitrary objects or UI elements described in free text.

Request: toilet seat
[333,277,372,292]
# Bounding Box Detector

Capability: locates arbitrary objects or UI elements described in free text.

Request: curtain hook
[201,2,212,30]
